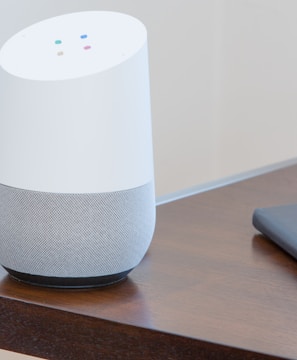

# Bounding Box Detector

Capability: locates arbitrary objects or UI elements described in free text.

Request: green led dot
[55,40,62,45]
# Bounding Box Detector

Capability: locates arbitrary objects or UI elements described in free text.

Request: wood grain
[1,164,297,359]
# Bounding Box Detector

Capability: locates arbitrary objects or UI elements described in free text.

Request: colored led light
[55,40,62,45]
[80,34,88,39]
[83,45,91,50]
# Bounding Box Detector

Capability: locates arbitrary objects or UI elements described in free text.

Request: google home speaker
[0,11,155,288]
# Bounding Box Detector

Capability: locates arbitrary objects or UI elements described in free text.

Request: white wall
[1,1,297,197]
[215,0,297,179]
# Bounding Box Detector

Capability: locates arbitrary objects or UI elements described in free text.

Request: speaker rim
[4,266,132,289]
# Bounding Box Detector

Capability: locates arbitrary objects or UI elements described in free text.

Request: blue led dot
[55,40,62,45]
[80,34,88,39]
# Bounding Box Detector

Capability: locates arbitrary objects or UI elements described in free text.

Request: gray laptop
[253,204,297,259]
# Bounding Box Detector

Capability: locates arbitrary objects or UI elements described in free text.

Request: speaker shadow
[0,269,152,328]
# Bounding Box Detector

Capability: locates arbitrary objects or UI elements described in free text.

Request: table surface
[1,163,297,359]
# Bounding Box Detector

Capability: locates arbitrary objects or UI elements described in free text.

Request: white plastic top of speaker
[0,11,146,81]
[0,11,154,194]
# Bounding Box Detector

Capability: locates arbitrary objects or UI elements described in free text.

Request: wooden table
[1,163,297,359]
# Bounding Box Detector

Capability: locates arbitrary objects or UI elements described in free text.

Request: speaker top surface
[0,11,153,194]
[0,11,147,81]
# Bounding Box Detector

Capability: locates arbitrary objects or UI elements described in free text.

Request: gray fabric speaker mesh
[0,182,155,277]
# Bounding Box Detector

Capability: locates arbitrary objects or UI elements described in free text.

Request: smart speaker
[0,11,155,288]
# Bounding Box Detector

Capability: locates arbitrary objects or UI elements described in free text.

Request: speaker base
[3,266,132,289]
